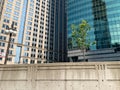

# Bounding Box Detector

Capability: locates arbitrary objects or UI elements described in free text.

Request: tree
[71,20,95,61]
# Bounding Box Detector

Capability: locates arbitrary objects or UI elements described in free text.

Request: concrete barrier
[0,62,120,90]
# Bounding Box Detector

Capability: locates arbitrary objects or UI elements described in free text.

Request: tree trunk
[83,49,85,61]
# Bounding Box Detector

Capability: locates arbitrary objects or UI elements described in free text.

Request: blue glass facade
[67,0,120,50]
[15,0,28,63]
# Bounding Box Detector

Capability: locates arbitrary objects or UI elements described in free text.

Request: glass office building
[67,0,120,50]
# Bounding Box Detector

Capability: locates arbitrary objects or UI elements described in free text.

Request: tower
[0,0,67,64]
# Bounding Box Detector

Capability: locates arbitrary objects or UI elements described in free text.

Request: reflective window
[67,0,120,50]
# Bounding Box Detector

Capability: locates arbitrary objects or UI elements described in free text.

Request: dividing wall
[0,62,120,90]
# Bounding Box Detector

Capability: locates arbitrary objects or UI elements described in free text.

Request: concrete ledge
[0,62,120,90]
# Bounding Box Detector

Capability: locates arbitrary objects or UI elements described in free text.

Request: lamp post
[4,22,17,64]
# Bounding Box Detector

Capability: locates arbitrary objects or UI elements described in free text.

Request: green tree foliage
[71,20,95,61]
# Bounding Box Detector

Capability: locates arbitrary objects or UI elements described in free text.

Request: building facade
[0,0,67,64]
[67,0,120,61]
[0,0,4,20]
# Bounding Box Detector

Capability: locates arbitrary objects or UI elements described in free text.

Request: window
[1,30,5,34]
[9,50,13,55]
[28,17,33,21]
[4,13,11,18]
[30,0,34,2]
[26,36,30,40]
[16,2,21,6]
[25,42,30,46]
[24,53,29,57]
[0,36,6,40]
[0,42,5,47]
[24,47,29,51]
[14,11,19,16]
[26,31,31,35]
[37,61,41,63]
[7,58,12,61]
[6,8,12,13]
[2,24,8,29]
[8,0,13,2]
[0,49,4,52]
[13,22,17,26]
[10,44,14,48]
[23,59,28,64]
[29,12,33,16]
[15,6,20,10]
[27,26,32,30]
[30,60,35,64]
[10,38,14,42]
[13,16,18,21]
[28,21,32,25]
[7,3,12,8]
[3,19,9,23]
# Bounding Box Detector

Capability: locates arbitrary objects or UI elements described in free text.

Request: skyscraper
[0,0,4,20]
[0,0,67,64]
[67,0,120,61]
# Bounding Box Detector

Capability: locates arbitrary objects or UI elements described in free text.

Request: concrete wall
[0,62,120,90]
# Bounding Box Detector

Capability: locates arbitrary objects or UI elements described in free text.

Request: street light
[4,22,17,64]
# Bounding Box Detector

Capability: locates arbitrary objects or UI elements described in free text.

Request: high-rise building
[0,0,67,64]
[0,0,4,20]
[67,0,120,61]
